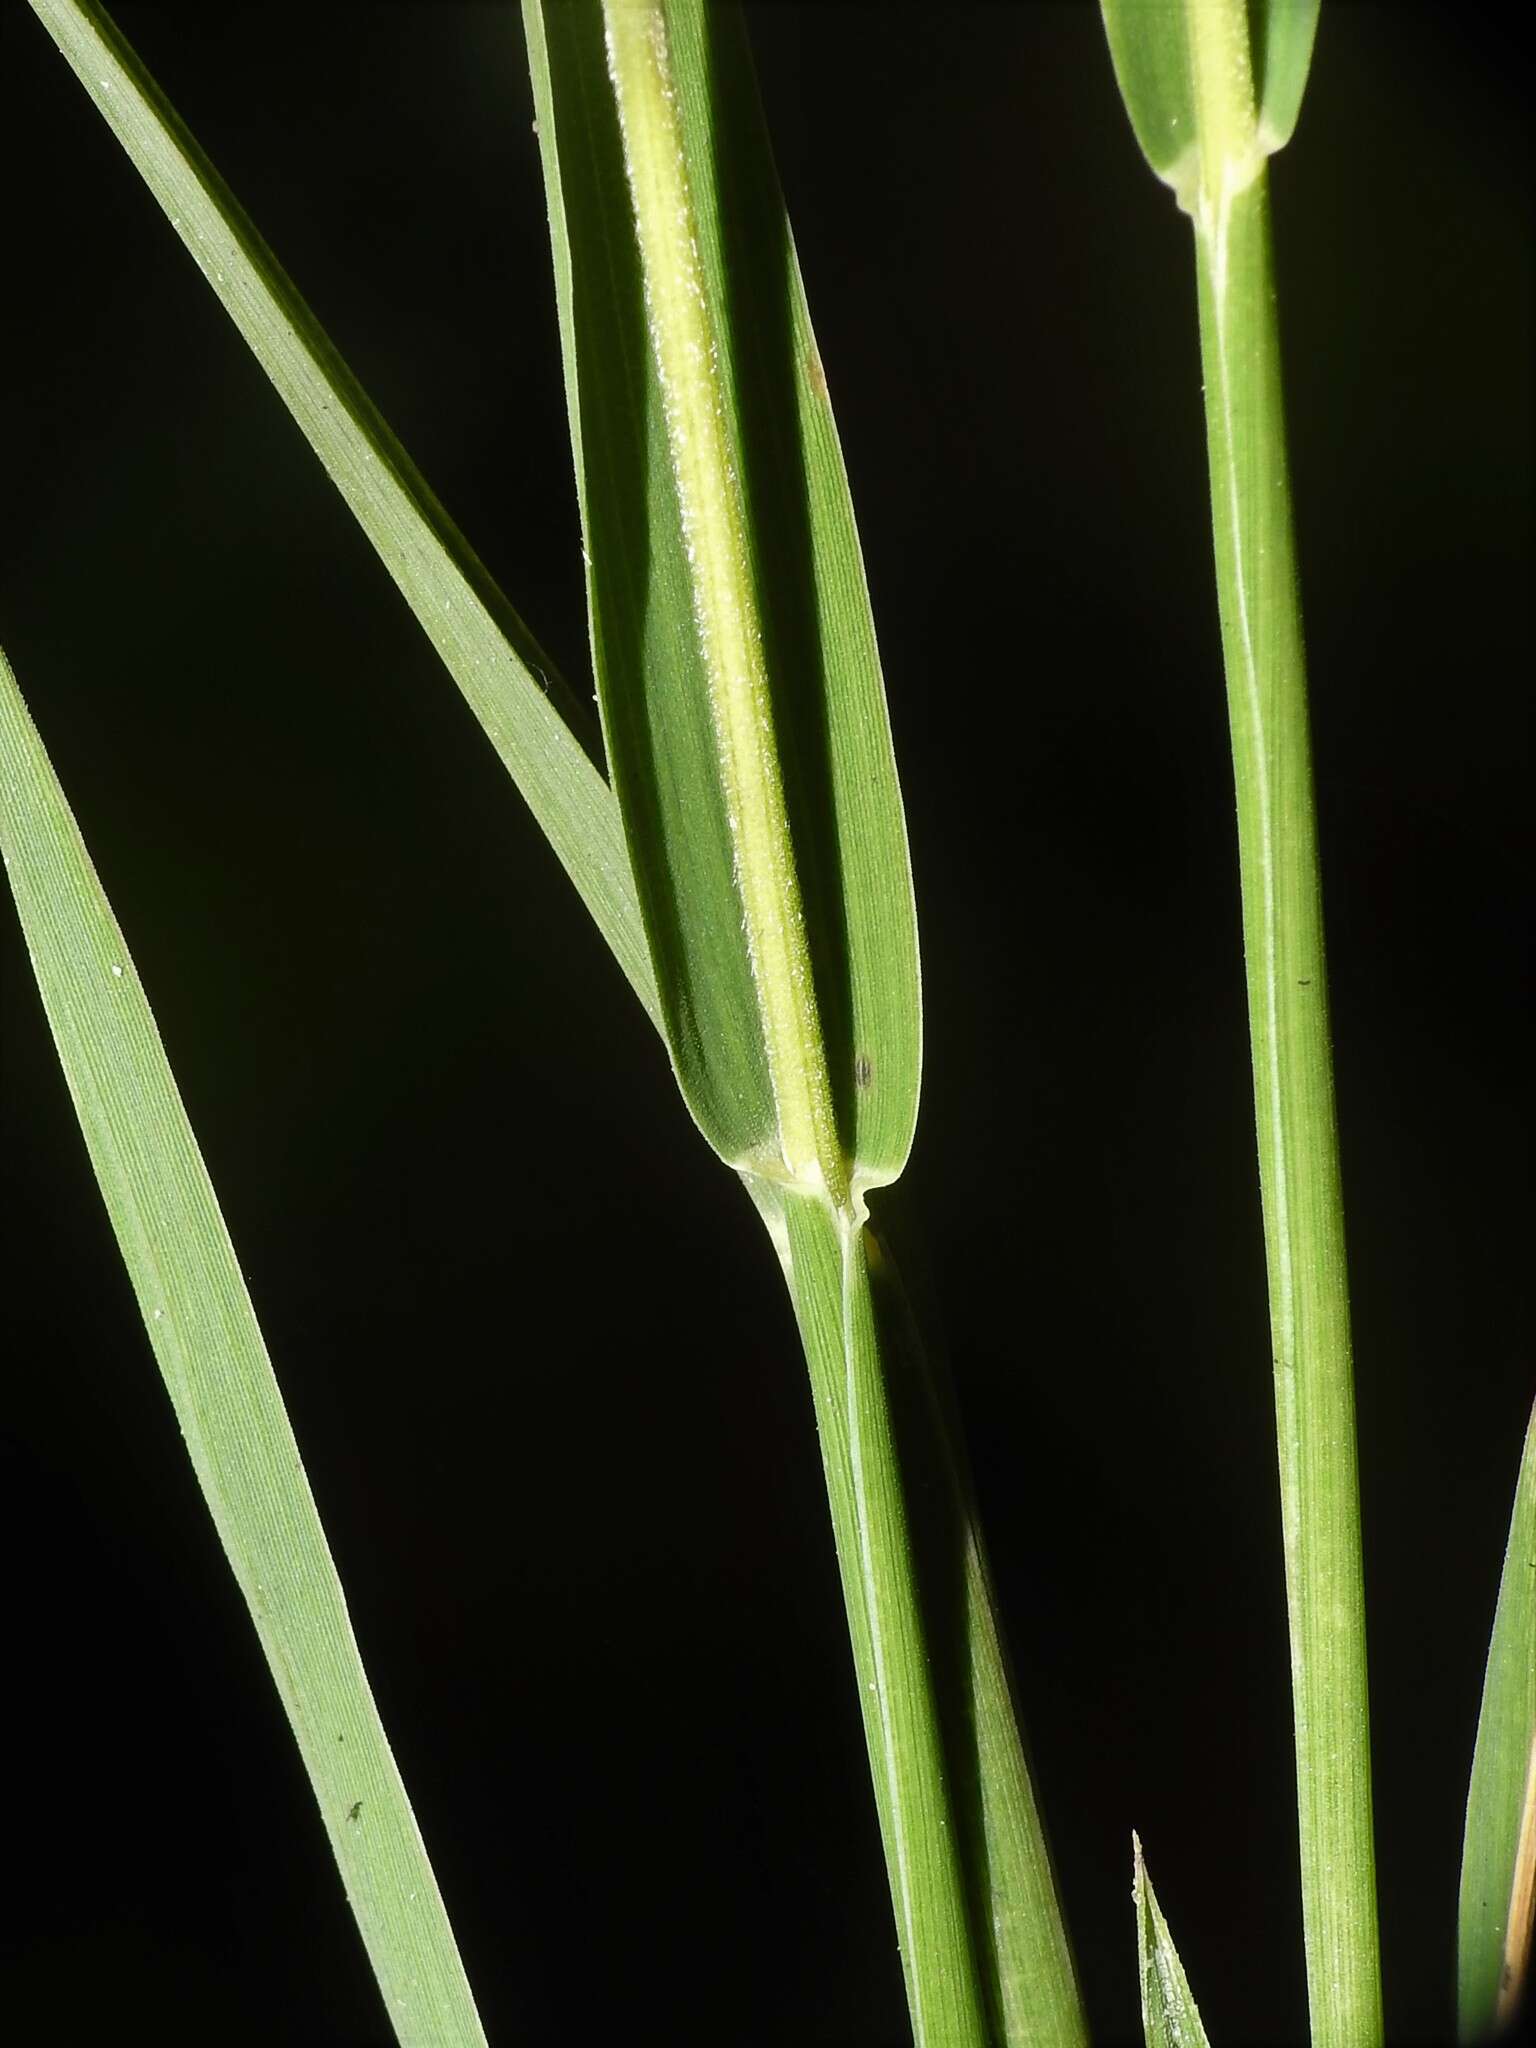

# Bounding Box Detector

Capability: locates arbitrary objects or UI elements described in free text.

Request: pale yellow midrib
[602,2,844,1202]
[1183,0,1259,212]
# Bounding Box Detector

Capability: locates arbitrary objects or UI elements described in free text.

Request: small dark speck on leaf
[347,1801,363,1823]
[1298,978,1312,986]
[854,1054,873,1090]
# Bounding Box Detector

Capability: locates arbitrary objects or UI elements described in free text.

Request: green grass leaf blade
[1459,1401,1536,2040]
[0,643,487,2048]
[1100,0,1320,209]
[1133,1836,1213,2048]
[861,1203,1089,2048]
[1098,0,1200,195]
[525,0,919,1192]
[1252,0,1322,153]
[27,0,656,1027]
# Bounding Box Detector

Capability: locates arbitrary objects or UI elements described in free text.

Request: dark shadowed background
[1,3,1528,2043]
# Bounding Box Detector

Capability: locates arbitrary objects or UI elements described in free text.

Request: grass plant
[2,3,1529,2043]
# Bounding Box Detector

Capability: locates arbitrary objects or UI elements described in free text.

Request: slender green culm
[0,644,486,2048]
[1100,5,1382,2044]
[1190,119,1383,2048]
[762,1187,993,2048]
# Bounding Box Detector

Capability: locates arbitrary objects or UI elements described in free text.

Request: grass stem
[1192,162,1383,2048]
[759,1184,994,2047]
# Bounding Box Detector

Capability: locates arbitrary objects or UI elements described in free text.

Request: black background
[1,3,1528,2043]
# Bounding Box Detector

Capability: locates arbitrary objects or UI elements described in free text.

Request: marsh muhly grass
[4,3,1530,2042]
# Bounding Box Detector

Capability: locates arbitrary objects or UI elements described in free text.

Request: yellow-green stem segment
[603,0,844,1203]
[1186,10,1383,2043]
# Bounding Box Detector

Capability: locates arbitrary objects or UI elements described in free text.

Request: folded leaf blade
[1100,0,1320,209]
[526,0,919,1190]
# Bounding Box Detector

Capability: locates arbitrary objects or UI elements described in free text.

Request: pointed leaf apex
[1133,1835,1214,2048]
[1459,1401,1536,2039]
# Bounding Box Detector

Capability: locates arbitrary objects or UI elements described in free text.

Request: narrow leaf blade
[28,0,656,1024]
[0,643,486,2048]
[1134,1835,1214,2048]
[1459,1401,1536,2040]
[861,1199,1090,2047]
